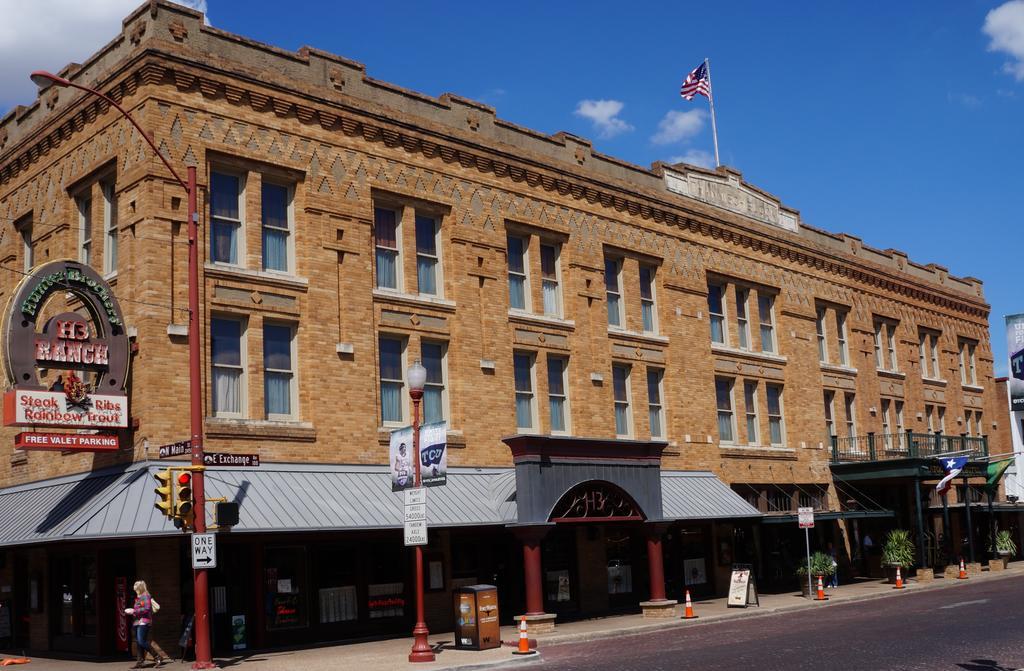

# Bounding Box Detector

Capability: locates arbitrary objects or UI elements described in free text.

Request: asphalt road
[532,577,1024,671]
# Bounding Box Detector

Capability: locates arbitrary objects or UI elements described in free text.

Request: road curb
[439,651,543,671]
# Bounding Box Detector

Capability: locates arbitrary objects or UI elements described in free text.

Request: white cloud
[668,149,715,169]
[651,109,706,145]
[983,0,1024,81]
[574,99,634,139]
[0,0,210,113]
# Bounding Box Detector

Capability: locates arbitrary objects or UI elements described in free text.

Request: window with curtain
[507,235,528,310]
[744,381,759,445]
[422,341,446,423]
[375,207,400,290]
[212,317,244,416]
[736,288,750,350]
[264,323,294,418]
[758,293,775,353]
[415,214,440,296]
[262,182,291,273]
[605,258,622,328]
[103,183,118,274]
[379,336,405,424]
[716,378,734,443]
[639,265,656,333]
[766,384,784,446]
[211,172,242,265]
[77,195,92,265]
[708,283,725,344]
[817,307,829,362]
[547,355,568,433]
[836,311,849,366]
[514,352,535,430]
[613,364,631,436]
[647,367,663,438]
[540,243,561,317]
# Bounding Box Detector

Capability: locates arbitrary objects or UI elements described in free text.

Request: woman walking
[125,580,171,668]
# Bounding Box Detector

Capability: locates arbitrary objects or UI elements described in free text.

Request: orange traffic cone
[815,575,828,601]
[512,616,536,655]
[958,558,968,580]
[682,589,698,619]
[893,566,904,589]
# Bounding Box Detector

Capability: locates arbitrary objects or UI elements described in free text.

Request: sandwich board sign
[727,564,759,608]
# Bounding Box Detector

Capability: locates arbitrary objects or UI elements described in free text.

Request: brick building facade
[0,0,1010,658]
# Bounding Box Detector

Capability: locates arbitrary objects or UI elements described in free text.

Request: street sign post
[191,533,217,569]
[798,506,815,598]
[404,488,428,546]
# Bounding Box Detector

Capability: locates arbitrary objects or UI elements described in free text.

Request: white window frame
[895,400,906,449]
[19,217,33,272]
[965,412,974,438]
[639,264,658,334]
[824,390,835,440]
[817,307,829,363]
[421,340,449,424]
[836,311,849,366]
[612,363,633,438]
[959,340,978,386]
[737,288,751,351]
[708,282,728,345]
[77,193,92,265]
[919,330,941,379]
[513,351,538,432]
[261,179,295,275]
[546,354,570,435]
[744,380,759,446]
[211,315,248,419]
[210,169,246,267]
[874,320,899,371]
[102,182,118,276]
[925,404,935,432]
[758,292,776,353]
[647,367,664,439]
[263,321,298,421]
[605,257,624,329]
[881,399,892,448]
[844,393,856,439]
[415,212,443,297]
[766,383,785,447]
[379,334,408,427]
[507,234,531,311]
[375,206,403,291]
[716,377,736,444]
[539,242,563,318]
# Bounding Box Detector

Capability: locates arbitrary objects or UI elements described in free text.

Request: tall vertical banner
[1007,314,1024,411]
[389,426,414,492]
[419,422,448,488]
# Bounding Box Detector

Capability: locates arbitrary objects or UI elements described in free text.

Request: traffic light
[174,471,195,531]
[153,469,174,518]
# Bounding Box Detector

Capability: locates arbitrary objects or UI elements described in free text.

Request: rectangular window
[77,195,92,265]
[881,399,892,449]
[613,364,632,437]
[647,367,664,438]
[716,377,735,443]
[19,217,32,272]
[639,265,657,333]
[965,412,974,438]
[379,336,405,424]
[261,181,292,273]
[211,317,245,417]
[959,340,977,386]
[547,355,569,433]
[816,307,829,363]
[605,258,623,328]
[102,183,118,274]
[886,324,898,371]
[514,352,536,430]
[976,412,984,436]
[744,381,759,445]
[421,341,447,424]
[708,283,726,344]
[415,214,441,296]
[540,243,562,317]
[264,323,295,419]
[844,393,856,439]
[925,404,935,432]
[375,207,401,290]
[938,406,946,433]
[736,288,751,350]
[919,330,940,379]
[507,235,529,310]
[895,401,906,448]
[758,293,776,353]
[824,391,835,439]
[766,384,784,446]
[210,171,243,265]
[836,311,849,366]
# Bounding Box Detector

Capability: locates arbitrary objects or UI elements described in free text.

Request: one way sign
[191,533,217,569]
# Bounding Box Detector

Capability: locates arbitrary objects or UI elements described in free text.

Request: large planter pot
[991,554,1010,570]
[799,575,826,597]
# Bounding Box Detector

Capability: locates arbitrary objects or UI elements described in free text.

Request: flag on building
[680,61,711,101]
[935,456,969,496]
[986,459,1013,492]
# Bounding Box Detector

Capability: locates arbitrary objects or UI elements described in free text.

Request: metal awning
[761,510,895,524]
[661,471,762,520]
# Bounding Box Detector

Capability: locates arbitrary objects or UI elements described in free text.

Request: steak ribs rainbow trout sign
[2,260,130,450]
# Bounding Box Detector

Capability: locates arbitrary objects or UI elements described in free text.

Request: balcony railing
[830,431,988,464]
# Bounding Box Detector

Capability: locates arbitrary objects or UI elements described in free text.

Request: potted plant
[796,551,836,596]
[881,529,915,583]
[989,530,1018,569]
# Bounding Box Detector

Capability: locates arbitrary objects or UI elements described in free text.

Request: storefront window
[367,542,405,619]
[605,533,633,595]
[316,546,357,624]
[264,546,308,630]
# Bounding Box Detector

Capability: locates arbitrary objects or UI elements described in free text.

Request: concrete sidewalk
[4,563,1021,670]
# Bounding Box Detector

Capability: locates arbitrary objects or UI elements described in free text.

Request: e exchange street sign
[203,452,260,467]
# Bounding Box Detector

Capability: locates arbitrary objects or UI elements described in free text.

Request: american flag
[680,61,711,101]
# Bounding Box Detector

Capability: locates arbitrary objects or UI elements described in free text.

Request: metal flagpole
[704,58,721,168]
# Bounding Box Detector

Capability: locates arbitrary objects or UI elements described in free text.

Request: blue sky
[2,1,1022,372]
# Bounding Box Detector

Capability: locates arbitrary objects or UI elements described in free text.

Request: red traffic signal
[178,472,191,486]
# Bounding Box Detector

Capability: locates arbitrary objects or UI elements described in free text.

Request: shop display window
[264,546,308,630]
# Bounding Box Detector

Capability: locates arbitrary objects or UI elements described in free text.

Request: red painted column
[523,537,545,615]
[646,530,668,602]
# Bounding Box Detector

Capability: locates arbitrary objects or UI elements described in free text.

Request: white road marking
[938,598,989,610]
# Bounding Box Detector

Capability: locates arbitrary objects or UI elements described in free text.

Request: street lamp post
[30,71,215,669]
[405,360,434,663]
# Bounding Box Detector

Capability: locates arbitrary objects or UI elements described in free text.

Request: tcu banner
[389,422,447,491]
[1008,314,1024,412]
